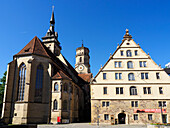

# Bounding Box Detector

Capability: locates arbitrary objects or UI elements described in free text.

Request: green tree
[0,71,7,117]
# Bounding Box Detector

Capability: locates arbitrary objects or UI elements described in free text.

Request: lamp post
[160,104,163,123]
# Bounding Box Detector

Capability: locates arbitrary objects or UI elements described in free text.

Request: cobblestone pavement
[38,123,147,128]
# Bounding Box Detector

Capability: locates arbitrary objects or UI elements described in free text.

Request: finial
[101,65,102,68]
[117,43,119,46]
[82,40,84,47]
[110,53,112,56]
[123,28,132,39]
[50,6,55,25]
[148,52,149,55]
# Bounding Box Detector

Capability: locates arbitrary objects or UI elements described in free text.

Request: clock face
[78,65,84,71]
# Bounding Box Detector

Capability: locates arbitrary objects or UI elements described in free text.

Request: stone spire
[50,6,55,25]
[123,29,132,39]
[42,6,61,56]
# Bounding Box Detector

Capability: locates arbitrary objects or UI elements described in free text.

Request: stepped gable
[14,36,50,57]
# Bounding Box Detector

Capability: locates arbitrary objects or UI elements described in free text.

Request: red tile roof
[78,73,92,83]
[52,70,72,80]
[14,36,49,57]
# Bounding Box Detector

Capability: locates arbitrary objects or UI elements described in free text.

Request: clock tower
[75,41,91,74]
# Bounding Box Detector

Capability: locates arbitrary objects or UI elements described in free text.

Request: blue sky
[0,0,170,78]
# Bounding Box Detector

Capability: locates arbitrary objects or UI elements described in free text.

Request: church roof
[52,70,72,80]
[14,36,50,58]
[78,73,92,82]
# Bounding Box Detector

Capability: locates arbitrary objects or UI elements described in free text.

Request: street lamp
[159,103,163,123]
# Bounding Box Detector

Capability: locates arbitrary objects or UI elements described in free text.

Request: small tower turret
[75,40,91,74]
[42,6,61,56]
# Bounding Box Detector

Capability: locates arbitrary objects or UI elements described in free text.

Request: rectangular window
[104,114,109,120]
[119,62,122,67]
[120,87,123,94]
[158,101,166,107]
[103,73,106,80]
[115,61,122,68]
[102,102,105,107]
[135,50,138,56]
[106,102,110,107]
[134,114,138,120]
[116,87,123,94]
[148,114,152,120]
[156,73,160,79]
[159,87,163,94]
[121,51,124,56]
[139,61,147,67]
[141,73,149,79]
[115,73,122,80]
[103,87,107,94]
[131,101,138,107]
[116,87,119,94]
[143,87,151,94]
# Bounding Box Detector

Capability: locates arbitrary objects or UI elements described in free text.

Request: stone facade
[91,29,170,124]
[1,10,91,124]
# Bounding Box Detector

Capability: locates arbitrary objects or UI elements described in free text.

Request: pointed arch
[53,99,58,110]
[17,63,26,101]
[35,64,44,102]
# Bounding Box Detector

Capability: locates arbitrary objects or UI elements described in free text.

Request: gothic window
[126,50,132,57]
[17,63,26,101]
[128,73,135,81]
[63,83,68,92]
[127,61,133,68]
[53,99,58,110]
[130,86,137,95]
[63,100,67,110]
[35,64,44,102]
[54,83,59,91]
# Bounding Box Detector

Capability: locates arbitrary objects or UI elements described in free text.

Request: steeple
[50,6,55,25]
[42,6,61,56]
[123,29,132,39]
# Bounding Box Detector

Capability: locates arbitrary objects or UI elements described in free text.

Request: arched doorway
[118,113,126,124]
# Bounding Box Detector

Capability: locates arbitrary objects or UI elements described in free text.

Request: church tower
[75,41,91,74]
[42,7,61,56]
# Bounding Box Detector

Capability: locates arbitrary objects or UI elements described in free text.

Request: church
[1,9,92,124]
[91,29,170,124]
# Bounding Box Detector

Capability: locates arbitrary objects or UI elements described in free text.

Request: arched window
[130,86,137,95]
[127,61,133,68]
[54,83,59,91]
[17,63,26,101]
[79,57,82,62]
[53,99,58,110]
[35,64,44,102]
[63,100,67,110]
[126,50,132,57]
[63,83,68,92]
[128,73,135,81]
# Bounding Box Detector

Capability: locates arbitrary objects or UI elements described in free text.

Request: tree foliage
[0,71,7,116]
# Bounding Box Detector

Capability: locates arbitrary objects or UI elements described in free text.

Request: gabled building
[91,29,170,124]
[2,9,92,124]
